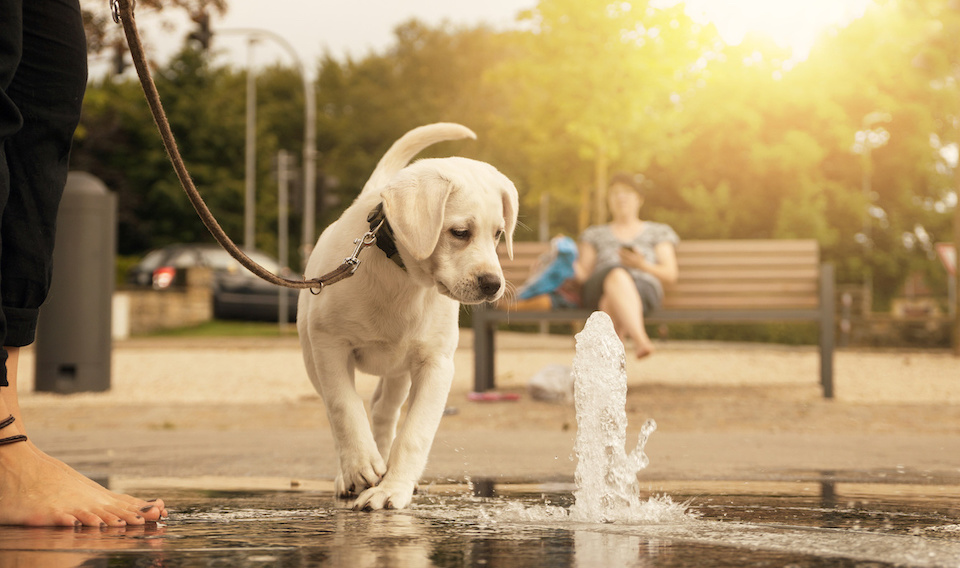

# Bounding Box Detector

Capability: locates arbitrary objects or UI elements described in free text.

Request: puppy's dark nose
[477,273,502,296]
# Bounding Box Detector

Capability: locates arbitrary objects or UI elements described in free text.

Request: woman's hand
[619,246,647,270]
[619,243,679,284]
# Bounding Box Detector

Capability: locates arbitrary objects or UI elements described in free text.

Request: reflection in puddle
[1,481,958,567]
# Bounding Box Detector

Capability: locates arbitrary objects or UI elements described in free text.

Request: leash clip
[344,232,378,274]
[111,0,122,24]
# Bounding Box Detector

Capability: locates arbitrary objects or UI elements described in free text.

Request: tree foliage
[75,0,960,310]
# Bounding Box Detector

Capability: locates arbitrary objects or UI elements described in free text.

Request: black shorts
[581,265,661,315]
[0,0,87,386]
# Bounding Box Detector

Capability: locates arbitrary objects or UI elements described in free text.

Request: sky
[108,0,873,75]
[121,0,537,73]
[216,0,535,61]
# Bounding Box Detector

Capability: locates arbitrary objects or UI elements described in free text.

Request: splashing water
[429,311,688,527]
[568,312,681,523]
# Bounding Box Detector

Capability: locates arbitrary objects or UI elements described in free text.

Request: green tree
[74,0,960,325]
[651,37,833,241]
[488,0,717,234]
[75,49,306,257]
[81,0,227,73]
[314,20,517,228]
[797,0,958,308]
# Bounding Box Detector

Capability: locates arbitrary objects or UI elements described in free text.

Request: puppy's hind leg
[370,373,412,462]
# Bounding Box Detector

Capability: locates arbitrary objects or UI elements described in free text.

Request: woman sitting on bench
[574,173,679,358]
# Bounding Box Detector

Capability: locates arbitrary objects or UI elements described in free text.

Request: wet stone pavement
[3,477,960,568]
[11,335,960,566]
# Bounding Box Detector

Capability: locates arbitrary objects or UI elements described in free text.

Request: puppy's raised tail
[361,123,476,196]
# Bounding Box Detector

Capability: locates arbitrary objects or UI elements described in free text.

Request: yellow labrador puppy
[298,123,518,510]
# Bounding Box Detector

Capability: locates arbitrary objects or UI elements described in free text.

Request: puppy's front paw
[353,479,416,511]
[334,473,354,498]
[336,449,387,497]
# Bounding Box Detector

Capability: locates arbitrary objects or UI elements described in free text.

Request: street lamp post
[302,77,317,267]
[277,149,290,330]
[220,28,317,266]
[244,37,257,251]
[853,112,891,315]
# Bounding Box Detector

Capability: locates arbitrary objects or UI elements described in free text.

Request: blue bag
[517,236,578,301]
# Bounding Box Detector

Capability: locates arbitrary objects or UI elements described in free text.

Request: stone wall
[113,268,212,338]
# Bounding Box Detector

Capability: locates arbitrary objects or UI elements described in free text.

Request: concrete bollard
[35,171,116,393]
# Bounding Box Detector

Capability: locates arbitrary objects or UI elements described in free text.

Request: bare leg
[598,295,628,343]
[0,347,167,526]
[598,268,655,358]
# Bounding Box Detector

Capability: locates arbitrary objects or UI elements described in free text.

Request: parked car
[127,243,299,321]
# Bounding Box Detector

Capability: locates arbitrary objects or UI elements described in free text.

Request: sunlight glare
[674,0,873,61]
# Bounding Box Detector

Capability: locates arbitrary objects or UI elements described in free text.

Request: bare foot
[0,348,167,525]
[36,442,168,520]
[0,436,165,527]
[635,338,656,359]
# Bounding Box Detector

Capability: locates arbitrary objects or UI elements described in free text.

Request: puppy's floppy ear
[500,181,519,260]
[381,171,453,261]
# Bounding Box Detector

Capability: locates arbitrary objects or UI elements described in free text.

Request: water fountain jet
[569,312,662,523]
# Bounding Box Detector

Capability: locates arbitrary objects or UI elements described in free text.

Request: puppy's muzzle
[477,273,503,298]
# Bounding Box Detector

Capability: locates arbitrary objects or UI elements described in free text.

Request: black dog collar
[367,203,406,271]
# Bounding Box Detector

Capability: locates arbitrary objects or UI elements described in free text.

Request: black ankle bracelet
[0,414,27,445]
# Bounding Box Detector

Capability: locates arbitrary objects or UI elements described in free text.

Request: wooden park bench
[472,239,836,398]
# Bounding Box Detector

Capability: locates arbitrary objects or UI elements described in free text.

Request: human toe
[144,498,169,519]
[71,509,110,528]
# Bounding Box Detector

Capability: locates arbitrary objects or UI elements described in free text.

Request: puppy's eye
[450,228,471,240]
[495,229,504,242]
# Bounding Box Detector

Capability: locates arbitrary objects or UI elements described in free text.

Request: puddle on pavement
[7,321,960,566]
[2,478,960,568]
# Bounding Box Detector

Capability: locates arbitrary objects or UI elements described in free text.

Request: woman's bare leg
[598,269,655,358]
[0,347,166,526]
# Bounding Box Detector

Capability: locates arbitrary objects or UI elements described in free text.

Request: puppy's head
[381,157,518,304]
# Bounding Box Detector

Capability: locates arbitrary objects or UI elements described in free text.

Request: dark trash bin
[35,172,116,393]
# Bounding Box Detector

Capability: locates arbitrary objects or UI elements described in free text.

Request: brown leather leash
[111,0,377,293]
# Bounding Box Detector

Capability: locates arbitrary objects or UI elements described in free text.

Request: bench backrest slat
[498,239,821,311]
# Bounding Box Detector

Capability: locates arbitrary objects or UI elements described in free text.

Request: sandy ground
[13,330,960,487]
